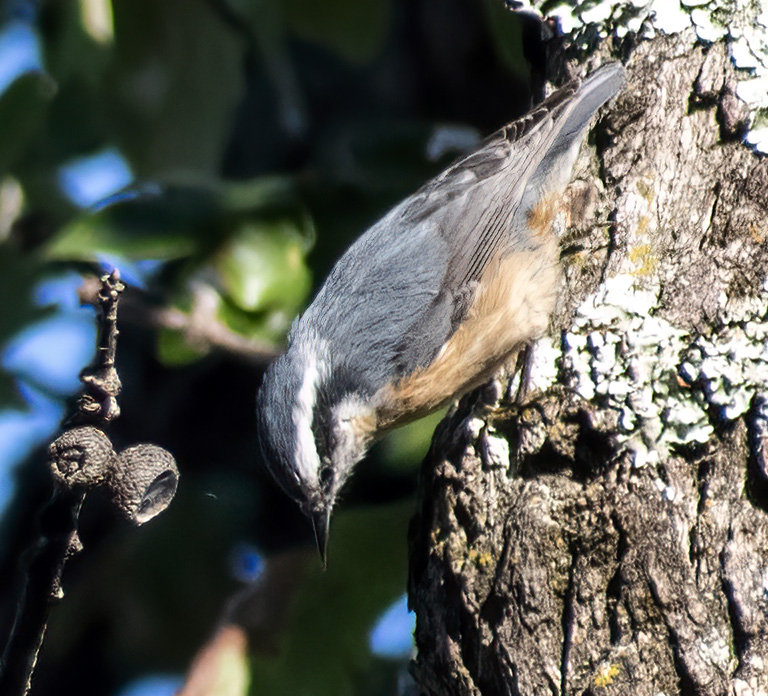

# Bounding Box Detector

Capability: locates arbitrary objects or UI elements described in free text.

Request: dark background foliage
[0,0,535,693]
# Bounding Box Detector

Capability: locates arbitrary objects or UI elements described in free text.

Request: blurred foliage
[281,0,391,65]
[0,244,41,405]
[0,0,532,694]
[45,177,315,362]
[110,0,245,176]
[249,503,411,696]
[0,72,55,178]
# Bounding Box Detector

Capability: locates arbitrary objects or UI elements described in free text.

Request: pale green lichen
[551,274,768,466]
[516,0,768,151]
[682,278,768,420]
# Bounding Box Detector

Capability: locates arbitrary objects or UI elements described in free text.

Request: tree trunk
[409,29,768,696]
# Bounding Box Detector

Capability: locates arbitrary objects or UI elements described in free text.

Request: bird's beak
[310,506,331,567]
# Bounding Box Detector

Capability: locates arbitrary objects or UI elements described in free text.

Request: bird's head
[257,339,375,563]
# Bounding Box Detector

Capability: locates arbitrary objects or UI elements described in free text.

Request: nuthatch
[257,63,625,561]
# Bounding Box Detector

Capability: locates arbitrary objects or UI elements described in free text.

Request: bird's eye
[319,466,334,488]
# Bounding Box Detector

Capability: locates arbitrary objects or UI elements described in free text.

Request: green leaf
[0,243,47,409]
[215,299,289,345]
[375,409,446,474]
[45,186,218,261]
[0,371,24,410]
[0,243,44,349]
[47,214,196,261]
[220,177,300,214]
[0,72,56,178]
[109,0,245,176]
[482,0,527,78]
[156,325,209,366]
[46,178,310,263]
[214,220,312,314]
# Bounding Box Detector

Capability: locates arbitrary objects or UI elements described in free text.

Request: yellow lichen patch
[636,215,650,237]
[628,243,657,277]
[486,403,518,422]
[562,251,586,270]
[593,662,620,688]
[748,221,766,245]
[429,526,449,549]
[635,177,655,202]
[467,548,494,568]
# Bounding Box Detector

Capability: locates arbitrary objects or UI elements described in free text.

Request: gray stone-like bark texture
[409,35,768,696]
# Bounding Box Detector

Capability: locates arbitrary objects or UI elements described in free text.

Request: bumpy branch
[74,269,124,423]
[0,270,180,696]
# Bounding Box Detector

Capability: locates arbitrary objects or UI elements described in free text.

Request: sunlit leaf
[46,177,311,263]
[176,626,250,696]
[45,186,218,261]
[214,299,290,346]
[46,213,197,261]
[214,220,312,314]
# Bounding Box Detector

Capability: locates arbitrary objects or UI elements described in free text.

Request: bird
[257,62,625,562]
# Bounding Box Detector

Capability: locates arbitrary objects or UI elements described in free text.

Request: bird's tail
[527,62,625,192]
[553,62,625,152]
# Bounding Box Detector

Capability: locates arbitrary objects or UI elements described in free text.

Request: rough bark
[409,36,768,696]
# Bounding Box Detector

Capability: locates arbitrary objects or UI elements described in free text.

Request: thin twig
[0,271,126,696]
[0,488,86,696]
[74,270,125,424]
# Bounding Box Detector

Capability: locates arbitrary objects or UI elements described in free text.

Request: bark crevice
[410,36,768,696]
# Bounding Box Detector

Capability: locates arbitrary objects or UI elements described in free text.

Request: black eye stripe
[310,362,370,470]
[311,406,332,463]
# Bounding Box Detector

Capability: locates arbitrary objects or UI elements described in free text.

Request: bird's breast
[374,235,559,430]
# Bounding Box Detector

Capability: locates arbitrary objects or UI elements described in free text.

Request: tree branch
[0,270,180,696]
[78,277,278,364]
[409,35,768,696]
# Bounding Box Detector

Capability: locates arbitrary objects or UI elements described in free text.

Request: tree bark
[409,32,768,696]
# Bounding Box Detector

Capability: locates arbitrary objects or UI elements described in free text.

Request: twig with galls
[74,269,124,423]
[0,270,179,696]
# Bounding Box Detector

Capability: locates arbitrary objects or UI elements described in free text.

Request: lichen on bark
[409,33,768,696]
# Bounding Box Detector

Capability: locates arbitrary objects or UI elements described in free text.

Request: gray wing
[298,63,625,393]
